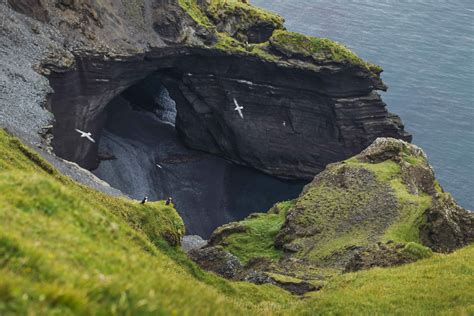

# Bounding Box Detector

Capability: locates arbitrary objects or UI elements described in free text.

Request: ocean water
[253,0,474,209]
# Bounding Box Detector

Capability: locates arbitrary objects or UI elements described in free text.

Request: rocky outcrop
[188,246,319,295]
[190,138,473,292]
[189,246,245,279]
[181,235,208,253]
[1,0,410,181]
[420,195,474,252]
[343,241,432,272]
[276,138,472,260]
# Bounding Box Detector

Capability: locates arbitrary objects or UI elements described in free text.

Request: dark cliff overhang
[46,47,411,181]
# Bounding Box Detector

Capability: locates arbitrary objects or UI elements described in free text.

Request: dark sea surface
[253,0,474,209]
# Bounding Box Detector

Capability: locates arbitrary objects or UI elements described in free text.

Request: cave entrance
[54,69,306,238]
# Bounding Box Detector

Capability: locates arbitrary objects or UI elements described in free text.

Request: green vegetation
[290,180,377,262]
[345,159,433,244]
[293,244,474,315]
[178,0,214,28]
[269,30,383,73]
[178,0,283,31]
[220,201,295,263]
[177,0,382,75]
[0,129,473,314]
[382,178,431,243]
[206,0,284,30]
[401,242,433,260]
[0,129,293,315]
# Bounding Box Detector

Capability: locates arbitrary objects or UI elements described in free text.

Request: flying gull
[75,129,96,143]
[233,98,244,119]
[156,163,163,169]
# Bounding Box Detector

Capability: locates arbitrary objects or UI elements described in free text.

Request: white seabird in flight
[75,129,96,143]
[156,163,163,169]
[233,98,244,119]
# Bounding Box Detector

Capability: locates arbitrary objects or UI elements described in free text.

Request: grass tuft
[220,201,295,263]
[269,30,383,73]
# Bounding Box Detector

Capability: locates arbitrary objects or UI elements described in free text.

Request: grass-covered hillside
[0,129,473,315]
[0,129,293,315]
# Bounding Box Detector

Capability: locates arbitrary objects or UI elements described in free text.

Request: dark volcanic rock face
[47,49,410,181]
[2,0,411,235]
[5,0,409,182]
[93,96,305,237]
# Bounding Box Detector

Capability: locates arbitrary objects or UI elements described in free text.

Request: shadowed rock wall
[93,96,305,237]
[48,49,410,180]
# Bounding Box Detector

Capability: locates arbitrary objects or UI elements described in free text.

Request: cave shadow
[92,72,307,238]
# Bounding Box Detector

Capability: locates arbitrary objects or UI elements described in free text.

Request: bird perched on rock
[165,197,173,206]
[140,196,148,204]
[75,128,96,143]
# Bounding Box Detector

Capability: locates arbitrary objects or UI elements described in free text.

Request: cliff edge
[1,0,410,182]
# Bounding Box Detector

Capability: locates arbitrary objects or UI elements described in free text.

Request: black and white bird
[75,129,96,143]
[233,98,244,119]
[140,196,148,204]
[156,163,163,169]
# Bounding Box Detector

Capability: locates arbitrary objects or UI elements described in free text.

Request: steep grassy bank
[293,244,474,315]
[0,129,472,315]
[0,129,293,315]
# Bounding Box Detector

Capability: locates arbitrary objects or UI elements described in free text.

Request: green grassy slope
[0,129,293,315]
[0,129,473,315]
[293,244,474,315]
[218,201,294,264]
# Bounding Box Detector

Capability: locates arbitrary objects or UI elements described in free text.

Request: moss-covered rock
[194,137,472,288]
[269,30,383,74]
[205,0,284,43]
[177,0,383,78]
[207,201,295,264]
[275,138,471,266]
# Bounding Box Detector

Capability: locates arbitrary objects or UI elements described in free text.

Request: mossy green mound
[209,138,471,274]
[214,201,294,264]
